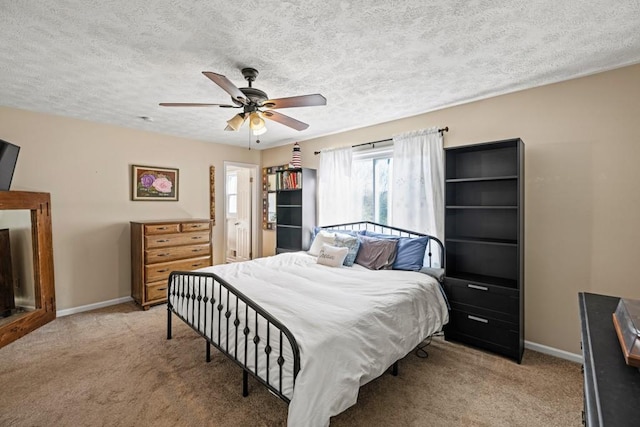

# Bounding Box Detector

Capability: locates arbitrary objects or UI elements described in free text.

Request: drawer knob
[158,287,167,291]
[157,269,169,273]
[468,315,488,324]
[157,253,170,257]
[191,236,202,240]
[157,239,170,243]
[158,227,168,230]
[467,284,488,291]
[192,249,202,252]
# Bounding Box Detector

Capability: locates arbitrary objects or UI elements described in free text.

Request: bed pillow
[364,231,429,271]
[317,244,349,267]
[308,230,336,256]
[333,232,361,266]
[354,235,399,270]
[312,227,366,239]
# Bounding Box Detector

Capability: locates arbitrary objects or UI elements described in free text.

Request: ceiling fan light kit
[161,67,327,138]
[226,113,246,131]
[250,113,267,135]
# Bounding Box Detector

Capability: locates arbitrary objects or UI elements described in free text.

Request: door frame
[223,161,260,262]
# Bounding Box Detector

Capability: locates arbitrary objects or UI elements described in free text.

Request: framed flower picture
[131,165,179,201]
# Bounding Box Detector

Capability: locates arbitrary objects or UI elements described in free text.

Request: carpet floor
[0,302,582,426]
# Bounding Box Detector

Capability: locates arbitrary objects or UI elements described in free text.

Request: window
[352,145,393,225]
[226,172,237,216]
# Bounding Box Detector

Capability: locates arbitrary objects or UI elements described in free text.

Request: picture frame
[131,165,179,201]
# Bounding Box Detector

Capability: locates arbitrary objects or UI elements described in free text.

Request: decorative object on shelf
[132,165,179,201]
[209,166,216,226]
[613,297,640,368]
[291,142,302,168]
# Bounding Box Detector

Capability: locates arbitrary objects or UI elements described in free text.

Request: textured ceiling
[1,1,639,150]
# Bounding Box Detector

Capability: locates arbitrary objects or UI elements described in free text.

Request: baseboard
[56,296,133,317]
[525,340,583,364]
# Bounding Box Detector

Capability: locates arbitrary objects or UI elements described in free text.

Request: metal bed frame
[166,221,444,404]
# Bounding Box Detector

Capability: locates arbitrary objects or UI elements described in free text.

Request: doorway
[224,162,260,263]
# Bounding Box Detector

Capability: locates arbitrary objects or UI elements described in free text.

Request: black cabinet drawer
[444,277,519,322]
[446,308,519,357]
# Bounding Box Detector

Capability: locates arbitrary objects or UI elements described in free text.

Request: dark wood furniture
[443,138,525,362]
[275,168,316,254]
[579,292,640,426]
[130,219,212,310]
[0,228,16,316]
[0,191,56,348]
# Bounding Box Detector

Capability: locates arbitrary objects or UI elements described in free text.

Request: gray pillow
[355,235,399,270]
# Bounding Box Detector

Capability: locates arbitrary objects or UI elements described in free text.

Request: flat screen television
[0,139,20,191]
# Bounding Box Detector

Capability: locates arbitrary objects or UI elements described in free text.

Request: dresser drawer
[145,231,210,249]
[144,223,181,235]
[444,277,519,322]
[446,308,519,355]
[181,222,210,232]
[145,256,212,283]
[145,243,211,264]
[146,281,168,302]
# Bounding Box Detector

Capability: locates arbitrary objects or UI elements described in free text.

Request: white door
[235,168,252,262]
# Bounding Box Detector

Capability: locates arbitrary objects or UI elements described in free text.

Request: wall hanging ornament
[291,142,302,168]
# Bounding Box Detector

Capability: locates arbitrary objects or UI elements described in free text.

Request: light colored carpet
[0,302,582,426]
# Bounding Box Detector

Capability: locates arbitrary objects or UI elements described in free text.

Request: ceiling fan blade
[262,110,309,131]
[159,103,238,108]
[263,94,326,109]
[202,71,247,104]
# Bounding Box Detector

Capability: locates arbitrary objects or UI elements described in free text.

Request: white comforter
[179,252,449,427]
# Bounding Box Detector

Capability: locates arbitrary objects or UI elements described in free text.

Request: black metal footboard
[166,270,301,403]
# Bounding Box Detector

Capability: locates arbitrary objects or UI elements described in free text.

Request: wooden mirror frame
[262,165,288,230]
[0,191,56,348]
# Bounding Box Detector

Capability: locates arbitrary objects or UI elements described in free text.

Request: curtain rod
[313,126,449,155]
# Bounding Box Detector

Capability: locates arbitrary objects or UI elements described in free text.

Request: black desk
[579,292,640,426]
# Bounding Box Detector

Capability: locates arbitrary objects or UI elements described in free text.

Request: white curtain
[391,127,444,240]
[318,146,357,226]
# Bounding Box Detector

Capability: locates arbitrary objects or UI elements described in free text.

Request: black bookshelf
[275,168,316,254]
[444,138,525,363]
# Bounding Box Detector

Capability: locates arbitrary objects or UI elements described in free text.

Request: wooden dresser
[131,219,212,310]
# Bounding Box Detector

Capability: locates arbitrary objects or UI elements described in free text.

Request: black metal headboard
[320,221,444,269]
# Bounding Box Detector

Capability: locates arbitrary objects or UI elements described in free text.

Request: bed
[166,221,449,426]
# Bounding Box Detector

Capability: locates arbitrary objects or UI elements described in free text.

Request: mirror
[0,191,55,349]
[0,210,35,323]
[262,165,288,230]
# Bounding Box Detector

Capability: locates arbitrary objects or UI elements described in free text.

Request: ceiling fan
[160,68,326,136]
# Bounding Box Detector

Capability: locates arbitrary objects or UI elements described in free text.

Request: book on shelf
[277,170,302,190]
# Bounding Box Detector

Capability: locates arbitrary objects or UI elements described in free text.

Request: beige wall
[0,107,259,311]
[262,63,640,355]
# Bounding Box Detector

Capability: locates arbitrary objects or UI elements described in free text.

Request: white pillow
[308,230,336,256]
[317,244,349,267]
